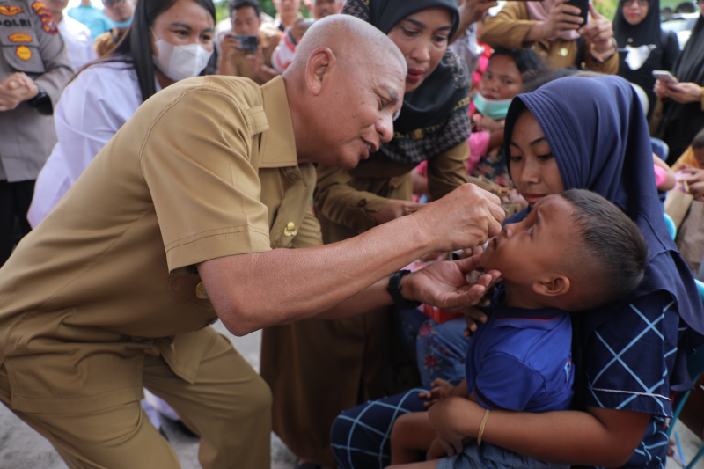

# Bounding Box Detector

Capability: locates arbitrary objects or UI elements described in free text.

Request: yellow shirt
[0,75,306,413]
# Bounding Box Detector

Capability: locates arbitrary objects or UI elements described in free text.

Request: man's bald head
[285,14,406,78]
[282,15,407,170]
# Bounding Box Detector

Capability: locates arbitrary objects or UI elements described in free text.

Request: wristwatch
[387,269,421,309]
[26,85,51,113]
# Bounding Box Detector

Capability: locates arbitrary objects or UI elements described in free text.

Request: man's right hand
[537,0,584,40]
[413,183,504,253]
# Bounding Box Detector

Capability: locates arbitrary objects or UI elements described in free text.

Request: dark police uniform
[0,0,71,264]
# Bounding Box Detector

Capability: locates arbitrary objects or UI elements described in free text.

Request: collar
[259,76,298,169]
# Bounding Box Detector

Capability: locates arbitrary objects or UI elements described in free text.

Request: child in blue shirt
[387,189,648,469]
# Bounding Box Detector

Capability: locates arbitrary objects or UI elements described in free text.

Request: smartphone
[231,34,259,54]
[652,69,677,83]
[566,0,589,26]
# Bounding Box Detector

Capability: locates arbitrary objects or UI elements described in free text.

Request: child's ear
[531,274,570,298]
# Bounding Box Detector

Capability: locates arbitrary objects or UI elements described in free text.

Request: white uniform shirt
[28,62,142,227]
[59,15,96,70]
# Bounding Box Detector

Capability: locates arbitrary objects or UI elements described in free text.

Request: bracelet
[476,408,491,446]
[386,269,421,310]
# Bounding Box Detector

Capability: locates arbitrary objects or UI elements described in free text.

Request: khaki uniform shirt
[479,2,619,74]
[0,0,72,181]
[0,75,311,413]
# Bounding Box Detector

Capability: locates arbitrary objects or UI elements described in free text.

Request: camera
[231,34,259,54]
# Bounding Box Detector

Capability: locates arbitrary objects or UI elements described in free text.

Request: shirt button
[284,222,298,237]
[559,47,569,57]
[195,282,209,299]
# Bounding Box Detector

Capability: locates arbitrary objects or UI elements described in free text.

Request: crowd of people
[1,0,704,468]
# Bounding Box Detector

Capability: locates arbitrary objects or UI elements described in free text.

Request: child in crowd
[272,17,314,72]
[387,189,648,469]
[666,127,704,277]
[467,48,546,215]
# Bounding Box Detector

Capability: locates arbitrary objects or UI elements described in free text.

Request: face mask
[153,39,212,82]
[112,18,133,28]
[473,93,512,120]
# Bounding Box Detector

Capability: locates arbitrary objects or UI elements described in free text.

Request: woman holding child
[331,75,704,468]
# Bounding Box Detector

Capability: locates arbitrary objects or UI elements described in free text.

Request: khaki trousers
[0,331,271,469]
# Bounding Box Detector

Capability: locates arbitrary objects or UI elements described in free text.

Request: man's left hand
[402,255,501,311]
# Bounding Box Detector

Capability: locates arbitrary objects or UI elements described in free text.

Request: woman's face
[152,0,215,55]
[508,111,564,205]
[622,0,649,26]
[387,8,453,93]
[479,54,524,100]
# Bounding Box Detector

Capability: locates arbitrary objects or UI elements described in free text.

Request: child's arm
[428,397,649,467]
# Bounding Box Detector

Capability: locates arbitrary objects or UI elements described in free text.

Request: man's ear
[304,47,336,96]
[531,274,570,298]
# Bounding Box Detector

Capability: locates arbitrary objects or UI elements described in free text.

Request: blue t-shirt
[68,5,112,40]
[466,303,574,413]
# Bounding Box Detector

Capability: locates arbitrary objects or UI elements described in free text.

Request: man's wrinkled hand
[412,183,504,253]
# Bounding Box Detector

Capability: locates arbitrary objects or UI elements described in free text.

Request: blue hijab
[503,76,704,383]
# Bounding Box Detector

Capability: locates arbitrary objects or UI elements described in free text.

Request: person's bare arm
[453,0,497,42]
[199,184,504,336]
[429,397,650,467]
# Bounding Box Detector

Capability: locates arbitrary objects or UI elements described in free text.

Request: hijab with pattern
[343,0,470,165]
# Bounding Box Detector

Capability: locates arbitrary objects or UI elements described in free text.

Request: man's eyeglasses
[103,0,126,6]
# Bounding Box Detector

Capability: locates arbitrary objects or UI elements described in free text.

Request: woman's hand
[680,168,704,201]
[402,256,501,311]
[663,82,703,105]
[372,199,423,225]
[426,437,449,460]
[428,397,480,455]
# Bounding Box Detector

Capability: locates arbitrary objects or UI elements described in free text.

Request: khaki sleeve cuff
[165,226,271,272]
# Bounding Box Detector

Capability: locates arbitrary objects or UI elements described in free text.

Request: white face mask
[153,39,212,81]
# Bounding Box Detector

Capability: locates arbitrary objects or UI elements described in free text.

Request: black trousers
[0,180,34,266]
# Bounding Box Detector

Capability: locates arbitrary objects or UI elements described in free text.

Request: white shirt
[59,15,96,70]
[28,62,142,227]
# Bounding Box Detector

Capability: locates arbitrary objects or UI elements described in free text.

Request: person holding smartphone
[216,0,281,83]
[479,0,618,74]
[655,0,704,164]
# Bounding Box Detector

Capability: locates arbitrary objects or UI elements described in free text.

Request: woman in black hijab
[656,0,704,163]
[259,1,473,468]
[613,0,679,118]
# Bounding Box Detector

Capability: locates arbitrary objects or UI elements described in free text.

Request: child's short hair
[491,47,547,83]
[561,189,648,305]
[692,128,704,150]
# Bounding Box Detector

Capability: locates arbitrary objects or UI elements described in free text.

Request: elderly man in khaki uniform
[0,15,504,469]
[0,0,72,265]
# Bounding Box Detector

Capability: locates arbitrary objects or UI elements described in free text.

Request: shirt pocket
[1,29,45,74]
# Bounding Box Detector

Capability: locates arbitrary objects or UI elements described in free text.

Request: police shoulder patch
[31,1,58,34]
[0,5,23,16]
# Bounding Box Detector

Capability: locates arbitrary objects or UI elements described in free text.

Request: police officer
[0,15,503,469]
[0,0,71,265]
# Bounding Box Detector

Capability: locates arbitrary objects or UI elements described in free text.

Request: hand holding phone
[652,70,677,84]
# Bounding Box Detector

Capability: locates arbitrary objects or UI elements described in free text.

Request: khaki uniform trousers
[0,330,271,469]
